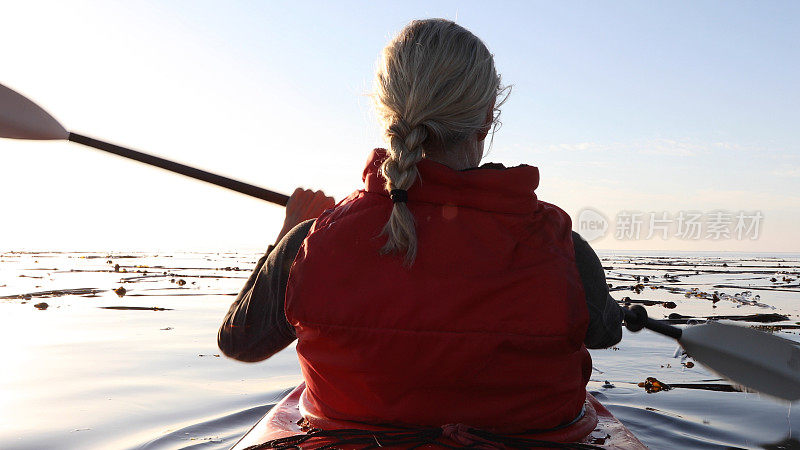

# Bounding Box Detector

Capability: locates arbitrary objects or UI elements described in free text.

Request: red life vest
[285,149,591,434]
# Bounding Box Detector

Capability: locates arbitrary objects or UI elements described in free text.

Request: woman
[219,18,622,436]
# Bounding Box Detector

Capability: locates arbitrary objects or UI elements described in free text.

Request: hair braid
[379,120,427,265]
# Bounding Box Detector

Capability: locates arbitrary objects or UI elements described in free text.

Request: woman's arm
[217,188,334,362]
[217,220,314,361]
[572,232,624,349]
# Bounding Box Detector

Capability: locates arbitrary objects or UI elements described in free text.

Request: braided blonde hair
[374,19,507,265]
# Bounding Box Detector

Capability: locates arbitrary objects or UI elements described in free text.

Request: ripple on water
[132,403,274,450]
[1,252,799,449]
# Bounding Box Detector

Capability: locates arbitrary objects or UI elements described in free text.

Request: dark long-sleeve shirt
[218,222,623,362]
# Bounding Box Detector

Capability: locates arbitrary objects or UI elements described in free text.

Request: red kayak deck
[231,384,646,449]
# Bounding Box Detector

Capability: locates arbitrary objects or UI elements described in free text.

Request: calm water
[1,250,798,449]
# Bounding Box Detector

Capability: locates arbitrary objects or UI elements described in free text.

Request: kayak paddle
[0,82,289,206]
[624,305,800,401]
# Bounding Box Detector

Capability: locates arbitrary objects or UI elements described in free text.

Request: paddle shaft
[67,132,289,206]
[624,305,683,340]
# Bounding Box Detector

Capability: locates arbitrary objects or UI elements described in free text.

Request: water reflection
[0,251,797,449]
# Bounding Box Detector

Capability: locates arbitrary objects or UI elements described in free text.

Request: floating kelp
[714,284,800,293]
[638,377,671,393]
[668,383,741,393]
[126,293,236,297]
[665,312,789,324]
[80,254,142,260]
[751,324,800,331]
[98,306,172,311]
[619,296,660,306]
[0,288,105,299]
[118,274,246,283]
[618,297,678,309]
[657,286,772,308]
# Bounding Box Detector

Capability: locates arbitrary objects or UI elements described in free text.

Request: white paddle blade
[681,321,800,401]
[0,83,68,140]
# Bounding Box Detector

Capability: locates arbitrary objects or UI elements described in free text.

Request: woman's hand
[275,188,335,245]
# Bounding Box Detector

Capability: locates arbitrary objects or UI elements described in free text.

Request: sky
[1,1,798,252]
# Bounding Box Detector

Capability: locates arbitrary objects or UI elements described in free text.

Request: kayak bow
[231,383,646,449]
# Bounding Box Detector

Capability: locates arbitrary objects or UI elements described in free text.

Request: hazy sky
[1,1,798,252]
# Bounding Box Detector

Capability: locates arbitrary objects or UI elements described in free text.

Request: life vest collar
[362,148,541,215]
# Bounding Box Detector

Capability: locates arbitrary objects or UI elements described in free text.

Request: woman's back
[285,149,591,433]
